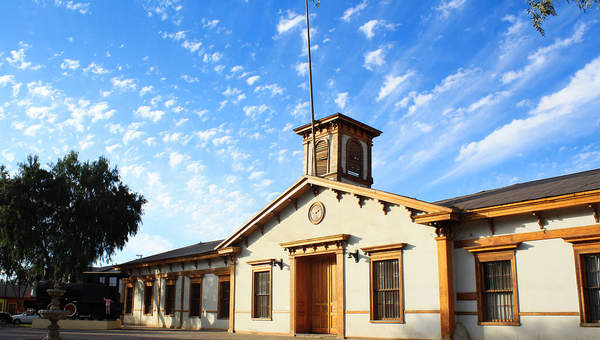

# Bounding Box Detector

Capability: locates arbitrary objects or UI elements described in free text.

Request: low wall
[32,319,121,330]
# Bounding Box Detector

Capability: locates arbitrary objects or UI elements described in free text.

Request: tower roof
[293,113,382,138]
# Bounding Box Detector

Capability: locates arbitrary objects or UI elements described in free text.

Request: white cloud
[1,149,15,162]
[277,11,304,34]
[181,74,199,83]
[0,75,14,87]
[182,40,202,53]
[111,76,137,91]
[83,62,109,74]
[89,102,115,122]
[164,99,176,108]
[79,134,94,150]
[341,0,367,22]
[246,75,260,85]
[359,19,378,39]
[376,72,412,102]
[202,19,219,29]
[254,83,284,97]
[139,85,153,96]
[295,62,308,76]
[213,135,233,146]
[364,48,386,70]
[435,0,467,19]
[203,52,222,63]
[24,124,42,137]
[231,65,243,73]
[60,58,80,70]
[135,105,165,123]
[243,104,269,119]
[222,87,242,97]
[6,47,41,70]
[27,81,57,98]
[26,106,52,120]
[502,23,587,84]
[291,101,309,118]
[169,151,189,168]
[54,0,90,14]
[334,92,348,110]
[444,56,600,180]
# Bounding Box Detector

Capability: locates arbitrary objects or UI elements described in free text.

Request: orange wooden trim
[280,234,350,249]
[289,255,296,336]
[563,235,600,244]
[455,224,600,248]
[405,310,441,314]
[519,312,579,316]
[413,212,460,224]
[228,260,236,333]
[436,236,455,339]
[465,243,519,253]
[368,250,404,324]
[247,259,274,266]
[251,265,272,320]
[455,311,478,315]
[361,243,406,255]
[456,292,477,301]
[345,310,369,314]
[336,250,346,339]
[235,310,251,313]
[580,322,600,327]
[217,246,240,255]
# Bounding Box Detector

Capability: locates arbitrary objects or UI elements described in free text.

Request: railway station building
[117,113,600,340]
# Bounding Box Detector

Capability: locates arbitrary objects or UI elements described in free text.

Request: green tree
[0,152,146,283]
[528,0,600,35]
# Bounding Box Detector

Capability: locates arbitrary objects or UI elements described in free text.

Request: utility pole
[305,0,318,176]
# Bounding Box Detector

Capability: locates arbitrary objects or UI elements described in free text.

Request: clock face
[308,201,325,225]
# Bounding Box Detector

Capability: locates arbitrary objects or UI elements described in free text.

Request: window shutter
[315,140,328,176]
[346,140,362,177]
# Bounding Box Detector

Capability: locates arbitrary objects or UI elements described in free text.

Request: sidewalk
[0,326,340,340]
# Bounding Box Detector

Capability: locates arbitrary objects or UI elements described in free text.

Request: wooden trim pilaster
[289,255,296,336]
[336,249,345,339]
[436,236,455,340]
[228,259,236,333]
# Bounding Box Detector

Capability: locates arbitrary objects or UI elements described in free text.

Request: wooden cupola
[293,113,382,187]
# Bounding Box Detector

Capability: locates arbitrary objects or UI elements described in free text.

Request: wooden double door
[295,254,337,334]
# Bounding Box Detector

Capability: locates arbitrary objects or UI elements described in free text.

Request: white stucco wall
[233,187,441,339]
[453,206,599,340]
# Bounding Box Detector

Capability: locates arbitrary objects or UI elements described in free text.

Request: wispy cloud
[341,0,367,22]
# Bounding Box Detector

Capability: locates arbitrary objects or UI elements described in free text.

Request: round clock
[308,201,325,225]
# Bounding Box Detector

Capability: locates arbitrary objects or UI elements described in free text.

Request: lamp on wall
[273,258,284,270]
[347,249,360,263]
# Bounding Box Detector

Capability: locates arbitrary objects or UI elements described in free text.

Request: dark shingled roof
[119,239,223,267]
[435,168,600,210]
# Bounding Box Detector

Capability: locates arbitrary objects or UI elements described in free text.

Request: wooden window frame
[217,275,231,320]
[468,246,520,326]
[346,138,363,178]
[164,280,176,316]
[315,139,329,177]
[143,281,154,316]
[566,237,600,327]
[189,278,203,318]
[362,243,405,324]
[250,261,272,320]
[125,283,134,314]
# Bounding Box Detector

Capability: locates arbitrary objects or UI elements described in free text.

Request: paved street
[0,326,340,340]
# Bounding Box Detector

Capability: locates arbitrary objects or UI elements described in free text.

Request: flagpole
[305,0,318,177]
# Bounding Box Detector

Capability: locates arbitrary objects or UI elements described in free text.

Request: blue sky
[1,0,600,265]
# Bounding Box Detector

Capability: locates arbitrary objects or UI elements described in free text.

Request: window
[567,239,600,325]
[218,276,230,319]
[165,283,176,316]
[189,279,202,317]
[315,140,328,176]
[143,282,153,315]
[125,285,133,314]
[362,243,405,323]
[469,246,519,325]
[346,139,363,178]
[250,264,272,319]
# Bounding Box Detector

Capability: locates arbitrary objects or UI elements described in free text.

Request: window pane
[253,271,270,318]
[583,254,600,322]
[219,281,230,319]
[144,285,153,314]
[190,283,201,317]
[125,287,133,314]
[165,284,175,315]
[373,259,400,319]
[482,260,514,322]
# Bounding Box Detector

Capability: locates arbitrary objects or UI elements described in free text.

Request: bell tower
[294,113,382,188]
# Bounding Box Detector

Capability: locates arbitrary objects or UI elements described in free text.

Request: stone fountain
[38,284,69,340]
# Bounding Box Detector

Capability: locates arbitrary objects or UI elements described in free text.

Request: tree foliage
[528,0,600,35]
[0,152,146,282]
